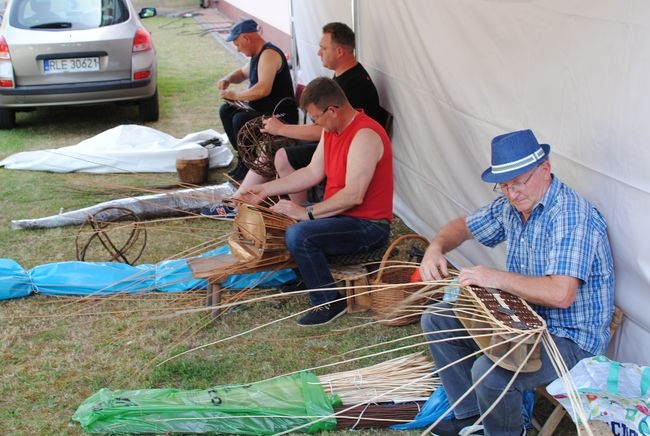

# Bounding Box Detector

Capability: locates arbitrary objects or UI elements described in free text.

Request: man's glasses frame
[493,165,541,194]
[309,105,339,123]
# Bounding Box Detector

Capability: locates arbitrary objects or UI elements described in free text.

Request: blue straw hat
[481,129,550,183]
[226,19,258,42]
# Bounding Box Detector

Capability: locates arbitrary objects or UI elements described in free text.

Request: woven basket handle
[374,234,430,284]
[271,96,297,118]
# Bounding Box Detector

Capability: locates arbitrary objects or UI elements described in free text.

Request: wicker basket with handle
[371,234,431,326]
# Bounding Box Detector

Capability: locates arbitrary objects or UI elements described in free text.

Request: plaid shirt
[467,175,615,355]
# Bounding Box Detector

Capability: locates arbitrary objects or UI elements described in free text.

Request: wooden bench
[188,246,387,319]
[187,254,295,318]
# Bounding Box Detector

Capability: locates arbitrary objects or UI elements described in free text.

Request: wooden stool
[331,264,373,313]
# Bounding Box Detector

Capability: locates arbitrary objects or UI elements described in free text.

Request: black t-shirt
[285,63,383,171]
[334,62,382,123]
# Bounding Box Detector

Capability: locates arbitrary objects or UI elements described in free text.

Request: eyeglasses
[493,165,541,194]
[309,105,338,123]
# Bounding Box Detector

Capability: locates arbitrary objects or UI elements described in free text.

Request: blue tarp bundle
[0,259,32,300]
[0,246,296,300]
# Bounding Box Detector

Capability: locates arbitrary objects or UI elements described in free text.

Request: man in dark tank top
[217,19,298,181]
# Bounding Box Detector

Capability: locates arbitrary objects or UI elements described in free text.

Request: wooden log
[176,148,209,184]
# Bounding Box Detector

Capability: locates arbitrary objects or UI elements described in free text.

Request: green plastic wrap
[72,371,340,434]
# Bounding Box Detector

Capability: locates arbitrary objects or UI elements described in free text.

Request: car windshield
[9,0,129,30]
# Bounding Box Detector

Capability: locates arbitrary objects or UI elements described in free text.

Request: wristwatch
[306,205,315,220]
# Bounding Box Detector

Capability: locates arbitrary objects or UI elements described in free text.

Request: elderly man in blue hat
[419,129,615,435]
[215,19,298,182]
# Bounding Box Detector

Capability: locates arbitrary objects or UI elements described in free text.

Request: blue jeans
[421,302,592,436]
[284,216,390,306]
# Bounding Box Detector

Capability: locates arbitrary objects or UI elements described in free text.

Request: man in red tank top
[241,77,393,326]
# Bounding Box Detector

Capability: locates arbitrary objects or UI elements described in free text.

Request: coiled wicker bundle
[75,206,147,265]
[371,234,432,326]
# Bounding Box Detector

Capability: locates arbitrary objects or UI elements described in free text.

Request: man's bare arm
[222,50,281,102]
[420,217,473,281]
[459,267,580,308]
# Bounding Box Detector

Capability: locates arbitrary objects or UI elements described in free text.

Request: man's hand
[419,216,473,281]
[220,89,237,100]
[457,267,580,308]
[261,116,284,136]
[420,244,449,281]
[458,265,501,288]
[271,199,308,221]
[217,78,230,91]
[235,184,266,205]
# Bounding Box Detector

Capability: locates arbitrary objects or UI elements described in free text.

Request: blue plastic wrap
[0,245,296,300]
[0,258,33,300]
[30,261,156,296]
[390,386,453,430]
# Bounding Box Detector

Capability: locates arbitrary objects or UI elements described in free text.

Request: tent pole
[352,0,359,58]
[289,0,299,88]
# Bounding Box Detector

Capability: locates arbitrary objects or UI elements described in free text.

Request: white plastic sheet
[0,124,233,173]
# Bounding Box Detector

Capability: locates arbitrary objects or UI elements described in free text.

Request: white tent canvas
[289,0,650,365]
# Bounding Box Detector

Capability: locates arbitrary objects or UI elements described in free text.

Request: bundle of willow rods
[334,401,424,429]
[319,352,439,405]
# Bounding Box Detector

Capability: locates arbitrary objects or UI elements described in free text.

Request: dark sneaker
[431,415,482,436]
[200,202,237,219]
[278,280,306,293]
[296,300,347,326]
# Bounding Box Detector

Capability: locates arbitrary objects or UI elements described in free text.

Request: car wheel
[139,90,159,122]
[0,108,16,130]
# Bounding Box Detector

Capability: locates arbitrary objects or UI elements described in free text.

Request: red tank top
[323,111,393,221]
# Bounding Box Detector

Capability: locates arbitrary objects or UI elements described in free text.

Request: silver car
[0,0,158,129]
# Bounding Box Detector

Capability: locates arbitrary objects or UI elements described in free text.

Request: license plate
[43,57,100,74]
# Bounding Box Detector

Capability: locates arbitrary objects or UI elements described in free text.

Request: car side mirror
[138,7,157,19]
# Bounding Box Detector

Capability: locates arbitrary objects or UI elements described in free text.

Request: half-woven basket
[236,97,296,178]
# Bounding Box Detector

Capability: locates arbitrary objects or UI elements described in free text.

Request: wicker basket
[228,203,295,263]
[236,97,296,178]
[371,234,431,326]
